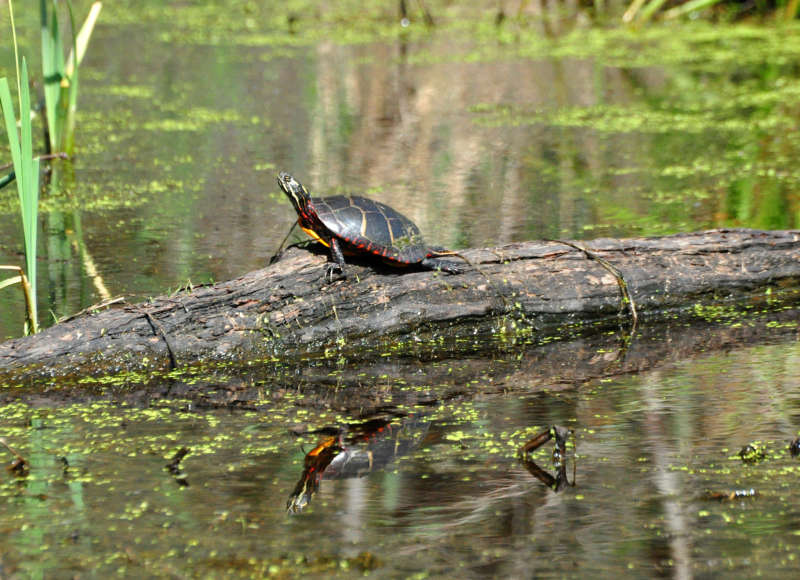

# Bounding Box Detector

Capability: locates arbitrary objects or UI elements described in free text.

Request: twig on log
[550,239,639,327]
[143,311,178,370]
[58,295,127,324]
[430,249,510,310]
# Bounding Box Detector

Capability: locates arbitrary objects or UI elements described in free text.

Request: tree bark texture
[1,229,798,384]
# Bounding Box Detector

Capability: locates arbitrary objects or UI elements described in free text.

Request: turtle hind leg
[325,237,348,282]
[420,257,461,275]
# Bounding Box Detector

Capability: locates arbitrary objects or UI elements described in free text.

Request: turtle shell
[311,195,431,265]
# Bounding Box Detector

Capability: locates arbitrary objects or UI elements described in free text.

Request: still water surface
[1,328,799,577]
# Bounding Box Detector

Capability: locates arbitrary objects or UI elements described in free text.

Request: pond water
[1,319,799,577]
[1,3,799,336]
[1,2,800,577]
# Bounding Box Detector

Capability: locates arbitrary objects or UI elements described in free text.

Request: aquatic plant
[1,3,40,333]
[0,265,37,333]
[40,0,102,155]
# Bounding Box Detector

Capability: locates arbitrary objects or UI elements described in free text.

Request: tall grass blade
[20,60,40,332]
[0,266,22,290]
[0,81,22,176]
[63,0,81,155]
[622,0,647,22]
[0,274,24,291]
[39,1,101,154]
[786,0,800,21]
[41,0,64,153]
[8,0,21,99]
[65,2,103,76]
[0,266,37,332]
[0,62,41,334]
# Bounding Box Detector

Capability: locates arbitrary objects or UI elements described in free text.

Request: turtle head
[277,172,311,213]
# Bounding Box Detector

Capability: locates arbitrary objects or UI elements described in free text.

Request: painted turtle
[275,172,460,280]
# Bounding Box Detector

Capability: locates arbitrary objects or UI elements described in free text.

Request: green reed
[1,25,41,334]
[40,0,102,155]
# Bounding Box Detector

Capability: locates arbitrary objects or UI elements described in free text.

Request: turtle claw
[437,263,462,275]
[324,263,345,284]
[421,257,461,275]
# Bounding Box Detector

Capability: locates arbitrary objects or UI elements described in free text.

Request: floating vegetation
[98,84,156,99]
[141,107,251,133]
[470,101,797,134]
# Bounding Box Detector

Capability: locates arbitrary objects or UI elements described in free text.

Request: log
[2,296,797,407]
[1,228,798,384]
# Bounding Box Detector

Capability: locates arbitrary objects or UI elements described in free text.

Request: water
[2,8,799,336]
[1,3,800,577]
[1,321,798,577]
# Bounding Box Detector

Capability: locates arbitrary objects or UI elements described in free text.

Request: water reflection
[287,411,431,513]
[518,424,575,492]
[0,331,797,576]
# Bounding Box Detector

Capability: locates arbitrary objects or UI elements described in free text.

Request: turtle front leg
[325,237,347,282]
[420,257,461,274]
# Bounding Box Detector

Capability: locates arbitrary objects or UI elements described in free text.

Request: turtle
[273,172,461,281]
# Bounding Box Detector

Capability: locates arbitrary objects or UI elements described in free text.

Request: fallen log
[1,228,798,384]
[2,296,797,407]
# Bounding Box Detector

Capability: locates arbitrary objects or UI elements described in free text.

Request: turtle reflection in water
[273,172,461,281]
[287,414,429,513]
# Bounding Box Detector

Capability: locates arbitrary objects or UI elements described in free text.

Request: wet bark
[1,228,798,384]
